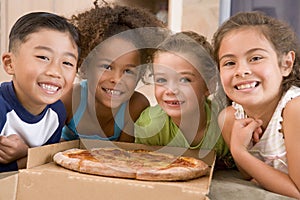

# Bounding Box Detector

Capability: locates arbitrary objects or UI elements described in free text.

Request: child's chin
[165,110,182,118]
[108,101,123,109]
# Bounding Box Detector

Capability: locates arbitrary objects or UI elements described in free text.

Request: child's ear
[280,51,295,77]
[2,53,15,75]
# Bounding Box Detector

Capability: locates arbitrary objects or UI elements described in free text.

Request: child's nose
[46,61,62,78]
[166,82,179,94]
[234,63,252,78]
[110,71,122,83]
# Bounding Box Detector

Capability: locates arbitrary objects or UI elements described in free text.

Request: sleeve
[0,87,18,172]
[61,123,79,141]
[0,161,18,172]
[45,100,68,144]
[0,97,8,131]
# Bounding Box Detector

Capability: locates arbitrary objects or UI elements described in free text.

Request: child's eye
[36,55,49,61]
[99,64,112,70]
[179,77,191,83]
[154,77,167,85]
[250,56,263,62]
[124,69,137,76]
[222,61,235,67]
[63,61,74,67]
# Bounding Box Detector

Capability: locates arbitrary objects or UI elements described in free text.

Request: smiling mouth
[39,83,60,93]
[103,88,123,96]
[165,100,184,105]
[235,82,259,90]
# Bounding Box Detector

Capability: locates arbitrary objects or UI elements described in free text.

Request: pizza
[53,147,210,181]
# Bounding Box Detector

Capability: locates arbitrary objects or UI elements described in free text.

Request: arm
[218,107,252,179]
[282,97,300,195]
[230,112,300,198]
[120,91,150,142]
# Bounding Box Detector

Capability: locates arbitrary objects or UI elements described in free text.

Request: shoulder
[218,106,235,127]
[282,95,300,119]
[130,91,149,106]
[0,81,15,102]
[218,106,235,145]
[282,86,300,115]
[0,82,20,114]
[48,100,67,121]
[128,91,150,121]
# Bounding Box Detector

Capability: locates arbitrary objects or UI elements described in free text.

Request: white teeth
[171,101,182,105]
[40,83,59,92]
[105,89,121,95]
[237,82,256,90]
[167,101,184,105]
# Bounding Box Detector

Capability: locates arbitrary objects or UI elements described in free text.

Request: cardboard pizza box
[0,139,215,200]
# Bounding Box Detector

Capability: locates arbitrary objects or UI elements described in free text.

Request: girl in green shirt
[135,31,234,168]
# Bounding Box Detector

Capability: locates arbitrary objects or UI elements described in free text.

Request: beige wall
[182,0,219,42]
[0,0,220,82]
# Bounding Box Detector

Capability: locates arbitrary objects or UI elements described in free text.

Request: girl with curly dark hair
[61,0,168,142]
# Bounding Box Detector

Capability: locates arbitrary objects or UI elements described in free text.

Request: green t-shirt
[135,101,231,163]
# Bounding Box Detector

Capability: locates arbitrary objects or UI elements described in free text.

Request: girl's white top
[232,86,300,174]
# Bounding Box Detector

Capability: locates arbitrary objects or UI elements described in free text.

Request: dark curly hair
[212,11,300,93]
[70,0,168,78]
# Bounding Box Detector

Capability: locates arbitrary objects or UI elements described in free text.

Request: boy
[0,11,80,172]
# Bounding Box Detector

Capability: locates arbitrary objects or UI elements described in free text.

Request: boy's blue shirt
[0,81,66,172]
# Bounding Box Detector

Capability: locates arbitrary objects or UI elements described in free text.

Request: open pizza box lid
[0,139,215,200]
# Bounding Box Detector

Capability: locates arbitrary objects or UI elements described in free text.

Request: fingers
[0,136,10,148]
[245,119,262,144]
[0,135,20,148]
[0,134,26,148]
[0,150,9,163]
[253,126,263,143]
[0,134,28,163]
[231,117,263,149]
[235,118,262,131]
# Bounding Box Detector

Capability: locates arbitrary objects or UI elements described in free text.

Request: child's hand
[0,134,29,164]
[252,122,263,144]
[231,118,263,151]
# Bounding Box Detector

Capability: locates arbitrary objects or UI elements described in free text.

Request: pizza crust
[137,165,210,181]
[53,149,83,171]
[137,157,210,181]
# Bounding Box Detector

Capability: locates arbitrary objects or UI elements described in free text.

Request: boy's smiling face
[2,29,78,115]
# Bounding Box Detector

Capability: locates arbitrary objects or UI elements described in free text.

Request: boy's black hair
[8,12,80,56]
